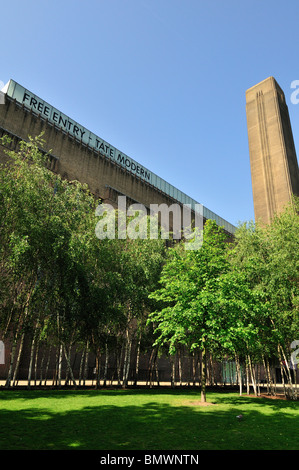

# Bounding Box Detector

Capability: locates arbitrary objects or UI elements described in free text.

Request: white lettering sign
[7,81,151,182]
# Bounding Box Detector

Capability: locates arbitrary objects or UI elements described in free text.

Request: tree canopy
[0,134,298,399]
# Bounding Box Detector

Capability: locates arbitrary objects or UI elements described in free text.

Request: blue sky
[1,0,299,227]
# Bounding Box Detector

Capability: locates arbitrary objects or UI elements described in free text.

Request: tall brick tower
[246,76,299,224]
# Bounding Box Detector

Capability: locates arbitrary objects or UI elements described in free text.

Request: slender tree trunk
[146,348,155,387]
[126,339,132,386]
[103,342,109,387]
[273,362,277,395]
[269,358,276,395]
[206,355,210,386]
[12,330,25,386]
[5,336,17,388]
[178,349,182,386]
[122,334,129,387]
[116,344,123,386]
[44,347,51,387]
[210,354,215,387]
[64,343,73,386]
[64,343,74,386]
[6,282,36,388]
[34,339,40,386]
[192,352,196,387]
[122,329,132,388]
[229,361,234,386]
[38,346,46,387]
[235,353,242,396]
[170,355,176,388]
[27,332,38,389]
[95,352,101,389]
[245,358,250,395]
[263,356,275,395]
[83,341,89,386]
[280,345,296,400]
[155,355,160,387]
[3,299,18,338]
[278,350,287,397]
[52,348,58,387]
[63,343,77,388]
[5,304,29,388]
[134,334,141,386]
[248,355,257,396]
[257,363,261,396]
[57,343,63,388]
[149,349,158,388]
[78,348,85,386]
[201,344,207,403]
[290,354,298,401]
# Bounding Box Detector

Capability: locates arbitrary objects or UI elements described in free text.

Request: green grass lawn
[0,388,298,450]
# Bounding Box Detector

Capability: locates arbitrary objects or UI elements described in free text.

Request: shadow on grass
[1,387,298,409]
[0,389,298,451]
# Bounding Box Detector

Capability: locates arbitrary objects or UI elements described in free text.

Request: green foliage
[149,201,299,379]
[0,133,298,395]
[149,220,230,354]
[0,134,166,364]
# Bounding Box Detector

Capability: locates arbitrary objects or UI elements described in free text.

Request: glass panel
[14,83,28,104]
[7,79,16,97]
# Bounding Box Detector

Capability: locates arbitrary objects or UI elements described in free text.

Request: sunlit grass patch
[0,389,298,450]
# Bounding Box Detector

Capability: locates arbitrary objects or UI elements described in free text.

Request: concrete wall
[0,97,188,213]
